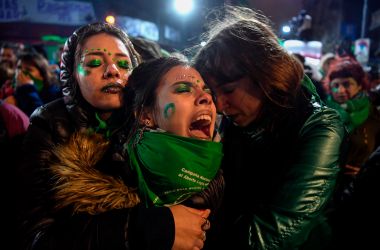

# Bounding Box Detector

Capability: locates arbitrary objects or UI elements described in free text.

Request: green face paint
[23,70,44,92]
[86,59,101,67]
[117,59,130,69]
[164,103,175,119]
[77,64,89,76]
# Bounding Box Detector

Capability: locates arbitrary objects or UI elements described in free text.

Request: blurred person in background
[324,57,380,203]
[0,42,21,70]
[0,42,21,99]
[292,53,327,101]
[0,61,15,99]
[4,51,61,116]
[193,6,344,250]
[17,22,210,250]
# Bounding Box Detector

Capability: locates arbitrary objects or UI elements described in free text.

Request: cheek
[349,87,361,97]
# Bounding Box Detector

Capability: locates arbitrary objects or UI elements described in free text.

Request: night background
[1,0,379,65]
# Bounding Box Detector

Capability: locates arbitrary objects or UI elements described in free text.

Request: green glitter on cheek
[108,52,112,56]
[331,87,339,93]
[164,103,175,119]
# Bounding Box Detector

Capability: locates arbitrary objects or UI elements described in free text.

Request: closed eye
[174,82,192,93]
[117,60,131,69]
[86,59,102,67]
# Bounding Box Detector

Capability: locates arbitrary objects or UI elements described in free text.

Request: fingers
[201,217,211,231]
[170,205,208,250]
[200,209,211,219]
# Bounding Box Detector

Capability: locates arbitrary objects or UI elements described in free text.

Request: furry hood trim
[50,132,140,215]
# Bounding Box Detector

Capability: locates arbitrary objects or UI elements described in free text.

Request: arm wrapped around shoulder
[182,169,225,212]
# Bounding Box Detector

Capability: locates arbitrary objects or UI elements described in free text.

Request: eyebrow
[172,81,198,87]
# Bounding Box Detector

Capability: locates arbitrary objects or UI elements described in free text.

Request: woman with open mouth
[123,56,225,249]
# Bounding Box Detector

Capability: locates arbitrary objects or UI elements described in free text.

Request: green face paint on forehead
[164,103,175,119]
[82,48,112,57]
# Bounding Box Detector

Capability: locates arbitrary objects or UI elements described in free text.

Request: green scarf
[326,92,370,133]
[126,130,223,207]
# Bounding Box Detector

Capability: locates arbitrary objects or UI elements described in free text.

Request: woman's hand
[170,205,211,250]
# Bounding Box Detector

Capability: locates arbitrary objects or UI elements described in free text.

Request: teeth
[194,115,211,122]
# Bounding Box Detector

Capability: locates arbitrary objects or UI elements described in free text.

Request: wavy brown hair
[193,6,304,109]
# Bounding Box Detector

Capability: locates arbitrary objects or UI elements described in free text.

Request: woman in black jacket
[17,22,209,250]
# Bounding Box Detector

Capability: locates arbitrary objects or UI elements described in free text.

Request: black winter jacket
[17,98,174,250]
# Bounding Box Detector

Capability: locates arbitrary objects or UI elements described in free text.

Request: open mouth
[189,114,212,140]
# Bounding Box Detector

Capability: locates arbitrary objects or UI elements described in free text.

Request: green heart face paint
[164,103,175,119]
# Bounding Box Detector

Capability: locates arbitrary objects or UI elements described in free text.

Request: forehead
[81,33,129,54]
[330,77,357,84]
[162,65,203,85]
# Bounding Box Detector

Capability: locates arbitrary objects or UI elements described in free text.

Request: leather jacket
[207,83,345,250]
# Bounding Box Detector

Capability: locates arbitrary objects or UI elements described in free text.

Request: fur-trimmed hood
[50,132,140,215]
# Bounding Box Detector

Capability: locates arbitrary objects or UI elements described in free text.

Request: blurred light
[41,35,66,44]
[174,0,194,15]
[201,41,207,46]
[282,25,291,33]
[105,15,115,24]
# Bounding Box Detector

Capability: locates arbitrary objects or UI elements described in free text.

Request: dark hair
[124,56,189,138]
[325,57,368,90]
[17,52,57,88]
[0,42,21,54]
[60,22,142,108]
[193,6,304,108]
[130,37,163,62]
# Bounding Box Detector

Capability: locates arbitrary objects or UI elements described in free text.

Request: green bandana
[126,130,223,207]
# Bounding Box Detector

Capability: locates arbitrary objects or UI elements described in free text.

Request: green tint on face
[331,87,339,93]
[164,103,175,119]
[77,64,89,76]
